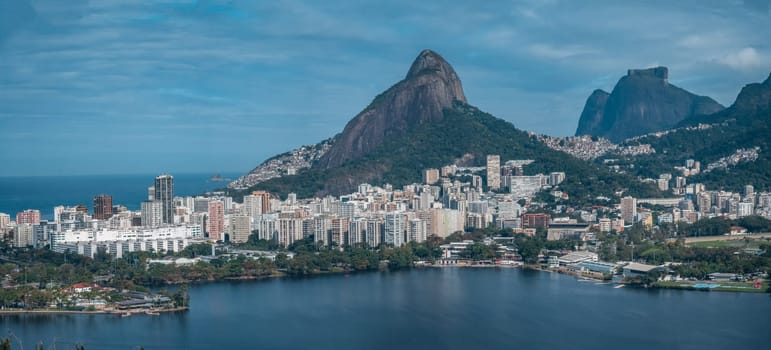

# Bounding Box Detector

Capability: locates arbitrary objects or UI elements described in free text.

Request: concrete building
[408,218,427,243]
[423,168,440,185]
[546,223,590,241]
[93,194,113,220]
[385,212,406,247]
[365,219,383,247]
[598,218,612,232]
[16,209,41,225]
[154,174,175,224]
[229,214,251,243]
[250,191,272,215]
[737,202,754,217]
[207,200,225,241]
[243,194,263,217]
[14,224,34,247]
[486,155,501,190]
[621,196,637,223]
[141,201,163,228]
[549,172,566,186]
[522,213,550,230]
[348,218,366,246]
[430,208,464,238]
[0,213,10,229]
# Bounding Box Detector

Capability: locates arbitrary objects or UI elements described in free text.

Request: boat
[145,310,160,316]
[121,312,132,317]
[614,284,625,289]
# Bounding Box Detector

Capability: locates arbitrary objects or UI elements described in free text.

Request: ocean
[0,173,241,220]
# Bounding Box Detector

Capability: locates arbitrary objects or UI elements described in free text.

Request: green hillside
[616,76,771,192]
[235,103,660,203]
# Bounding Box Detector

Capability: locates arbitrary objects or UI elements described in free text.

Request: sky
[1,0,770,176]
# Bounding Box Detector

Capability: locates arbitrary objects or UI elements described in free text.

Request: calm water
[0,173,240,219]
[1,268,768,350]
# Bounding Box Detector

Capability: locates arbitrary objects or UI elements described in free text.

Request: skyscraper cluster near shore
[0,153,769,259]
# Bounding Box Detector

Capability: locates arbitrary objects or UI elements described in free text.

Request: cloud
[527,44,597,60]
[717,47,763,70]
[2,0,771,175]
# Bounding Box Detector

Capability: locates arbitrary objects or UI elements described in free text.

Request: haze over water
[2,268,768,350]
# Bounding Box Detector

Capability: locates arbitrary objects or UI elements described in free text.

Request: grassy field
[655,280,769,293]
[686,239,764,248]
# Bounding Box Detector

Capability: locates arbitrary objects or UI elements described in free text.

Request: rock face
[316,49,467,169]
[729,72,771,116]
[575,89,610,136]
[575,67,724,142]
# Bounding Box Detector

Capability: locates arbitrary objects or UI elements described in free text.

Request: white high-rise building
[385,212,406,247]
[365,219,382,247]
[737,202,754,217]
[408,218,427,243]
[243,195,263,218]
[486,155,501,190]
[349,218,367,246]
[278,217,303,247]
[14,224,35,247]
[141,201,163,228]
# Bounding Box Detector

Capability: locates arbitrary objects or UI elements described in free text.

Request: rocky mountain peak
[316,49,467,169]
[627,66,668,81]
[575,66,724,142]
[727,71,771,117]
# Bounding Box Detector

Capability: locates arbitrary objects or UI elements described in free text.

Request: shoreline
[3,263,765,316]
[140,264,771,294]
[0,306,188,316]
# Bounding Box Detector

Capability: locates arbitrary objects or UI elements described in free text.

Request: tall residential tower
[154,174,175,224]
[93,194,113,220]
[486,155,501,190]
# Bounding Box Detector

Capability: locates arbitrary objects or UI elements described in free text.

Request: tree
[173,284,189,307]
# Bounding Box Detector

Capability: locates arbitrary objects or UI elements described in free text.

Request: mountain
[317,49,466,169]
[236,50,660,201]
[677,72,771,127]
[575,89,610,136]
[575,67,724,142]
[616,72,771,191]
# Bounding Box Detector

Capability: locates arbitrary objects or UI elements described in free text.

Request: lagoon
[1,268,768,350]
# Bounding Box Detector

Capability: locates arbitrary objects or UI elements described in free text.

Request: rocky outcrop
[575,67,724,142]
[316,49,467,169]
[729,72,771,116]
[575,89,610,136]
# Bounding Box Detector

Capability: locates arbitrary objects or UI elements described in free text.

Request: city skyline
[1,0,770,176]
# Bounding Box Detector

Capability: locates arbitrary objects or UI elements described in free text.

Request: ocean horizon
[0,172,242,220]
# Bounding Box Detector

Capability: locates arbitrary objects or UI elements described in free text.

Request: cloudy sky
[1,0,769,176]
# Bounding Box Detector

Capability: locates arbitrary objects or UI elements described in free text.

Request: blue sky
[1,0,770,176]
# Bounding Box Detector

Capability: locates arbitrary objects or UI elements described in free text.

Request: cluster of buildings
[0,156,569,257]
[227,140,332,190]
[2,151,768,260]
[1,175,205,258]
[536,134,655,161]
[619,182,771,227]
[703,147,760,174]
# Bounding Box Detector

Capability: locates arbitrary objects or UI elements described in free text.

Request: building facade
[154,174,175,224]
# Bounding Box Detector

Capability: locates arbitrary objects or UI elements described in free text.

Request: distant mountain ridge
[616,71,771,191]
[235,50,660,201]
[575,67,724,142]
